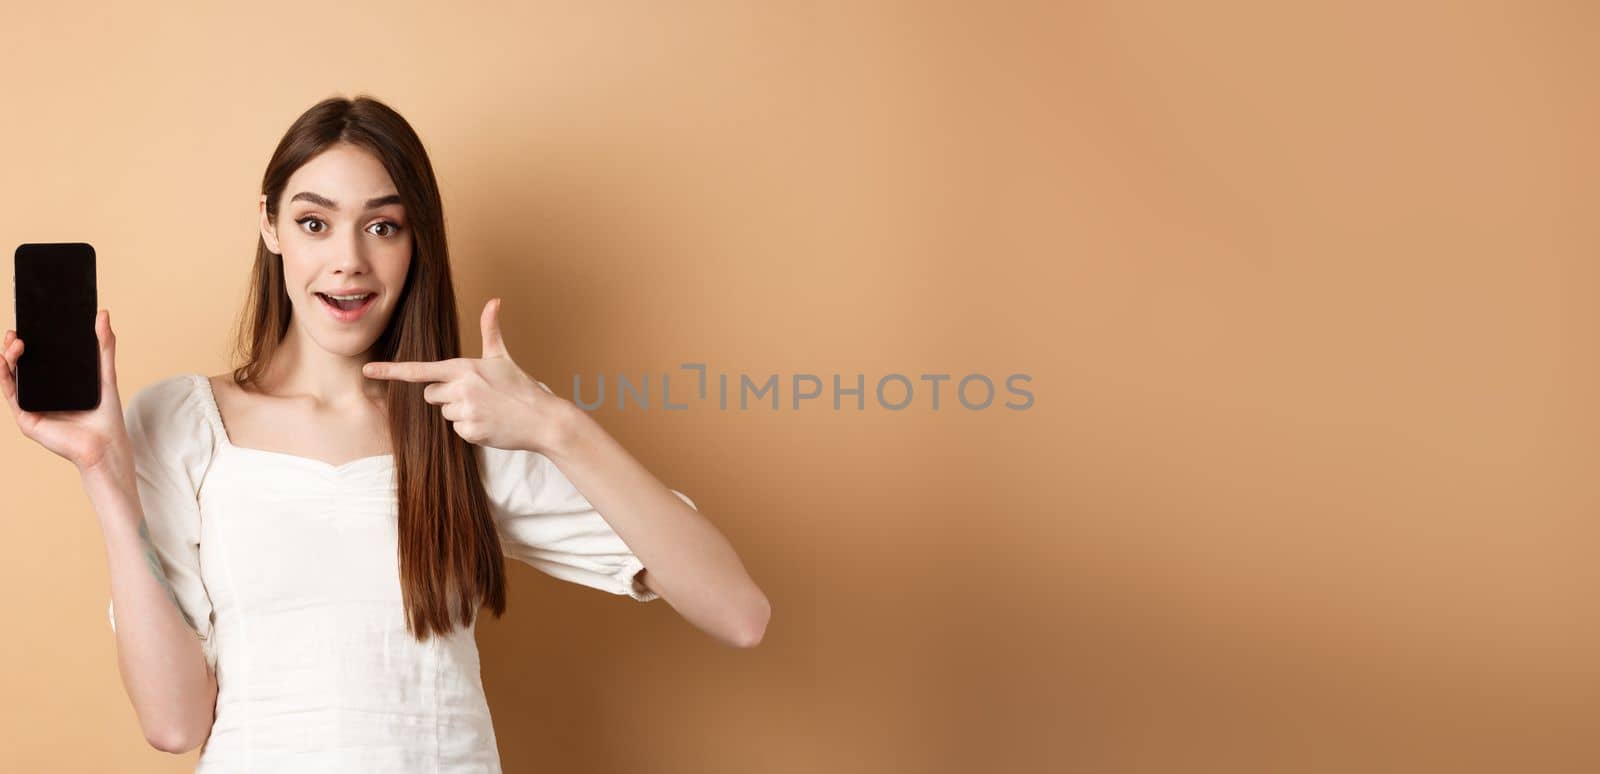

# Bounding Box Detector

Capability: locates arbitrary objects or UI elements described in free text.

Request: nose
[330,232,374,277]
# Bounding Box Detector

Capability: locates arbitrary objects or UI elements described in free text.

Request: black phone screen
[14,242,100,412]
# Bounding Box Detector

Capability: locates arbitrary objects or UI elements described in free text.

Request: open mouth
[315,292,377,320]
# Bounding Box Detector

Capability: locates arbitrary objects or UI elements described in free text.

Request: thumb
[480,297,511,360]
[98,309,119,403]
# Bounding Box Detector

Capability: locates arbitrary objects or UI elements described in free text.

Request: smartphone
[13,242,100,412]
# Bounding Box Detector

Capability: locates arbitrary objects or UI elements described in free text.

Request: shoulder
[474,444,570,515]
[123,373,216,460]
[124,373,199,417]
[474,443,547,489]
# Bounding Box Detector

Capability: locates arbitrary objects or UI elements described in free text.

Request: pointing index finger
[364,359,461,383]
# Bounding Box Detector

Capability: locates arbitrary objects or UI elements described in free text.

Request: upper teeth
[325,293,370,301]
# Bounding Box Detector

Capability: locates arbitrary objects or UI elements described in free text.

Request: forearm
[83,447,217,752]
[541,406,770,647]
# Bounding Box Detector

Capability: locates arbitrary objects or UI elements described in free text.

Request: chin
[320,340,379,358]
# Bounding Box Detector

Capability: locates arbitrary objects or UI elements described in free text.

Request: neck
[257,318,387,408]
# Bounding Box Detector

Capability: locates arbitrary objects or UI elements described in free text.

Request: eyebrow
[288,191,403,211]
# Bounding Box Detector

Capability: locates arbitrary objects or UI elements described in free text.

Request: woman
[0,94,770,771]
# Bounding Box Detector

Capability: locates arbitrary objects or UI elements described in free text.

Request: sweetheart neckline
[190,373,396,473]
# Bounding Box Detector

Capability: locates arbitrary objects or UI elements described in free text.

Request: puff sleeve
[107,374,220,673]
[476,444,696,602]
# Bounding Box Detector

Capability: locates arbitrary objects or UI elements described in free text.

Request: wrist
[79,421,133,467]
[79,448,138,505]
[78,437,131,479]
[538,401,600,463]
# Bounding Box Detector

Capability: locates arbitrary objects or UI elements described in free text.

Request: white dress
[105,373,694,772]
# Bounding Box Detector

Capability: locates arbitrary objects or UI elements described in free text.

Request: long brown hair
[229,94,507,642]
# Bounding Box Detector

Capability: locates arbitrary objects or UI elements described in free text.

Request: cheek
[277,255,316,295]
[383,244,413,285]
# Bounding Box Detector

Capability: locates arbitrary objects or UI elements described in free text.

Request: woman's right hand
[1,309,132,475]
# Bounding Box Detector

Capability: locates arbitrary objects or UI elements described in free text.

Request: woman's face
[259,142,412,357]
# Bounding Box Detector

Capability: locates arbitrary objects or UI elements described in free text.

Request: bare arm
[542,406,771,648]
[86,445,217,753]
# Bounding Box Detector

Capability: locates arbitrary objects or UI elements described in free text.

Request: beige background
[1,1,1595,772]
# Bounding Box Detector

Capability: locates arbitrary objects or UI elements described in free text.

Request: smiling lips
[316,291,377,320]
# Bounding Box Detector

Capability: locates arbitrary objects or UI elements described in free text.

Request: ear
[258,194,281,255]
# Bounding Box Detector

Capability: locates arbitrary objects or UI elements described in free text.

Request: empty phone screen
[14,242,100,412]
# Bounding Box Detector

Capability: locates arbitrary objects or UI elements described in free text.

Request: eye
[292,217,403,237]
[368,220,402,237]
